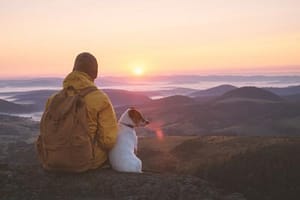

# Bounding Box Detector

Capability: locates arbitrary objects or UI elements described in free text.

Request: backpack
[36,86,98,172]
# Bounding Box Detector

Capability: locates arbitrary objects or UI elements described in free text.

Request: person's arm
[96,95,118,151]
[44,93,56,110]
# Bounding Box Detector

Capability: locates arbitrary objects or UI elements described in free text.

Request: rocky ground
[1,164,244,200]
[0,115,245,200]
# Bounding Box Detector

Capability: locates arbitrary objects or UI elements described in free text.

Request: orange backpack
[36,86,97,172]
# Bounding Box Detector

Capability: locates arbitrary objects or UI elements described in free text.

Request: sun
[132,67,144,76]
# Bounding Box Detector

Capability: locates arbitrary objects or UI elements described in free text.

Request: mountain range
[1,84,300,136]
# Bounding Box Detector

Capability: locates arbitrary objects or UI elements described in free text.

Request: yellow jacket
[46,71,118,169]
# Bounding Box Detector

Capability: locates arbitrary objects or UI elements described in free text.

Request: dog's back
[109,125,142,172]
[109,108,148,173]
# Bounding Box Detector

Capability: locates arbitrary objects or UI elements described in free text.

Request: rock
[0,165,232,200]
[224,193,247,200]
[0,114,246,200]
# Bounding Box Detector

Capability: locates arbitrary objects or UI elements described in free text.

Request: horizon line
[1,73,300,80]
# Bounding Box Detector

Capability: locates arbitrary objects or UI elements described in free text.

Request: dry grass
[139,136,290,174]
[138,136,300,200]
[138,136,197,172]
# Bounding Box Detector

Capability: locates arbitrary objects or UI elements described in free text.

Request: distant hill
[190,85,237,97]
[284,93,300,102]
[190,84,300,100]
[1,89,151,114]
[0,99,32,113]
[136,93,300,136]
[264,85,300,96]
[218,86,283,102]
[9,90,58,111]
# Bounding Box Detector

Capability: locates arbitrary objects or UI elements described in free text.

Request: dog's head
[119,107,150,128]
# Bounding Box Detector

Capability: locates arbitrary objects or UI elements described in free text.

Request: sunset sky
[1,0,300,77]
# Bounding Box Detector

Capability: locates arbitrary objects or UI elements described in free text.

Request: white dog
[109,108,149,173]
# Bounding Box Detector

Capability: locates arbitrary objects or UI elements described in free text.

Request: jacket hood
[63,71,96,90]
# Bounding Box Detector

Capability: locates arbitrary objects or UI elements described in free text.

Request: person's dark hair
[73,52,98,80]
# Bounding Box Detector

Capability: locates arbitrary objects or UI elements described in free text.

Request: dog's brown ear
[128,109,139,119]
[128,109,142,124]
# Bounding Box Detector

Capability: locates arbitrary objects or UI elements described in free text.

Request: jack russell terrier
[109,108,149,173]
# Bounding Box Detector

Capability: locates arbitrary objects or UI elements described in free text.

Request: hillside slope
[190,85,237,97]
[218,87,283,102]
[0,89,152,114]
[0,99,33,113]
[139,136,300,200]
[135,98,300,136]
[265,85,300,96]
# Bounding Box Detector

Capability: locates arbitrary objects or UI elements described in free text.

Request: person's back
[36,52,118,172]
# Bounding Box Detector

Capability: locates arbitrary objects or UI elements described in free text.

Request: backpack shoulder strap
[79,86,98,97]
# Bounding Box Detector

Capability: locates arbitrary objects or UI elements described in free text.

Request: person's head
[73,52,98,80]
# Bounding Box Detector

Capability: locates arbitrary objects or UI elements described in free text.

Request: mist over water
[1,75,300,94]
